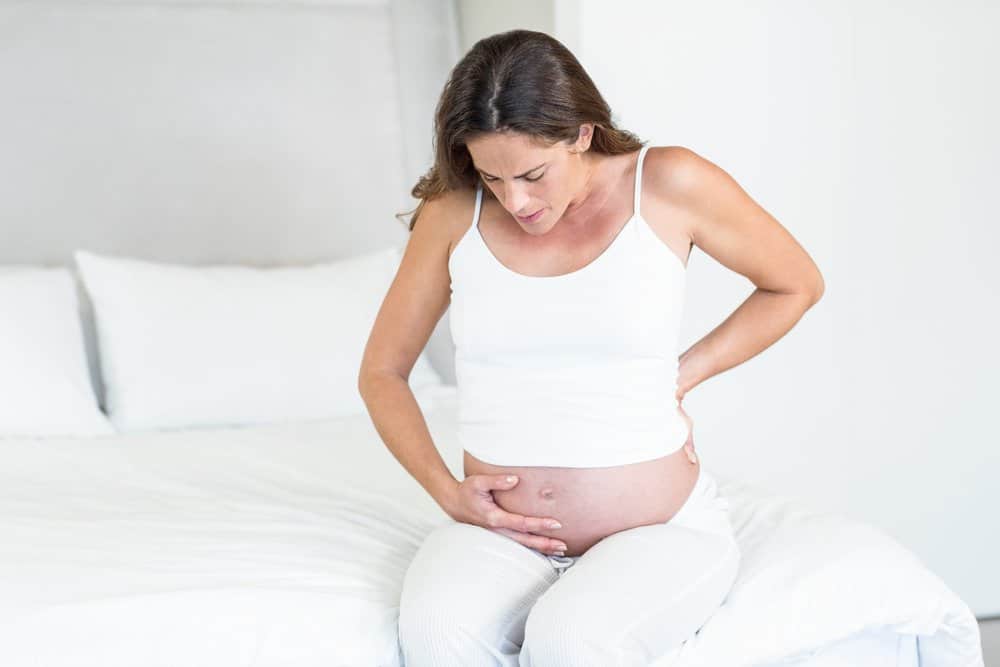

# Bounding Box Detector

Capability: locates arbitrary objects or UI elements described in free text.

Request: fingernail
[548,521,562,529]
[553,551,565,557]
[507,476,517,483]
[555,543,568,551]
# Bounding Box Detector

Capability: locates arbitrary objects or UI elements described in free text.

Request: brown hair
[397,29,646,232]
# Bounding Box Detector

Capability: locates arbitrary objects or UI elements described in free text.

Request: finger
[469,474,515,493]
[684,441,698,464]
[491,527,568,555]
[487,474,519,491]
[496,508,562,534]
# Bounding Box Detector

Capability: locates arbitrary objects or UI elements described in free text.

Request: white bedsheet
[0,385,983,666]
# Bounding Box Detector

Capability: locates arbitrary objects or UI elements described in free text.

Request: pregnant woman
[359,29,824,666]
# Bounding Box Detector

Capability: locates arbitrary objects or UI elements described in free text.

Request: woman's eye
[484,173,544,183]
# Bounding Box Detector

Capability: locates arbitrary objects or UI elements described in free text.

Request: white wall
[550,0,998,616]
[456,0,553,52]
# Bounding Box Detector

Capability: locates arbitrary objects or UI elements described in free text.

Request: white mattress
[0,385,982,666]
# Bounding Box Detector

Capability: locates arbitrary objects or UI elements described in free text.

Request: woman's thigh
[520,469,741,667]
[398,520,559,667]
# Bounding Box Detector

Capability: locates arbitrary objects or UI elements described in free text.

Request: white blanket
[0,385,983,666]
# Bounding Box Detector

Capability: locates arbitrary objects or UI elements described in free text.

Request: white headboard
[0,0,462,401]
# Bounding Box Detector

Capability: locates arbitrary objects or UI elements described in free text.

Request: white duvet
[0,384,983,666]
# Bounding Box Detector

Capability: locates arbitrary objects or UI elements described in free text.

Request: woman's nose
[503,182,531,213]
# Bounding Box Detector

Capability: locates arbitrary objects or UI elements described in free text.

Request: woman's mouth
[518,209,544,224]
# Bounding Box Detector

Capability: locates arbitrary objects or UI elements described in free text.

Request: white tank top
[447,144,689,468]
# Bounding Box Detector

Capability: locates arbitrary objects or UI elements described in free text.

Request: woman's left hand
[677,402,698,464]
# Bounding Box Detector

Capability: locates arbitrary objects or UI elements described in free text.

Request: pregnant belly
[462,438,700,557]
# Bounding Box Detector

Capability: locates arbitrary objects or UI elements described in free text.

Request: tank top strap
[474,182,484,226]
[634,144,651,219]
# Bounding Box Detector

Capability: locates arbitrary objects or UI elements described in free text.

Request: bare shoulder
[631,145,718,264]
[642,145,727,201]
[641,144,750,244]
[410,186,478,264]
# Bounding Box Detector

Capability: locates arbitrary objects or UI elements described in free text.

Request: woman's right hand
[447,474,568,556]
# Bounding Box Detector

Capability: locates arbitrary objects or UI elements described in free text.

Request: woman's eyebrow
[476,162,547,179]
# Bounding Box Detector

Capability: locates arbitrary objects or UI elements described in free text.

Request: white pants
[397,467,741,666]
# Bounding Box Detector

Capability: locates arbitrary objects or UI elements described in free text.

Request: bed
[0,377,983,666]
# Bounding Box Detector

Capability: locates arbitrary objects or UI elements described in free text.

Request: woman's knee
[398,594,492,666]
[398,522,491,623]
[519,535,741,666]
[521,592,614,667]
[398,521,555,665]
[398,523,485,663]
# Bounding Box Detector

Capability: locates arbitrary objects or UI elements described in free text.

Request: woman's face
[466,125,595,235]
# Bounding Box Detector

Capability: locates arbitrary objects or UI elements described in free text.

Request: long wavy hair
[398,29,646,231]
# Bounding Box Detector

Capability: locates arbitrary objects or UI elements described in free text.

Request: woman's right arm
[358,372,460,513]
[358,193,463,515]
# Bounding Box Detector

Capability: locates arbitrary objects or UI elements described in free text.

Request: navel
[539,487,556,500]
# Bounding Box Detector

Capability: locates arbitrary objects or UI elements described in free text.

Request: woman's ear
[569,123,594,154]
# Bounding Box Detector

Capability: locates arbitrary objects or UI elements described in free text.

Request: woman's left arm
[654,147,826,403]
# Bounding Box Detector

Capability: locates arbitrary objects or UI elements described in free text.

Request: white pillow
[0,267,115,438]
[73,247,443,432]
